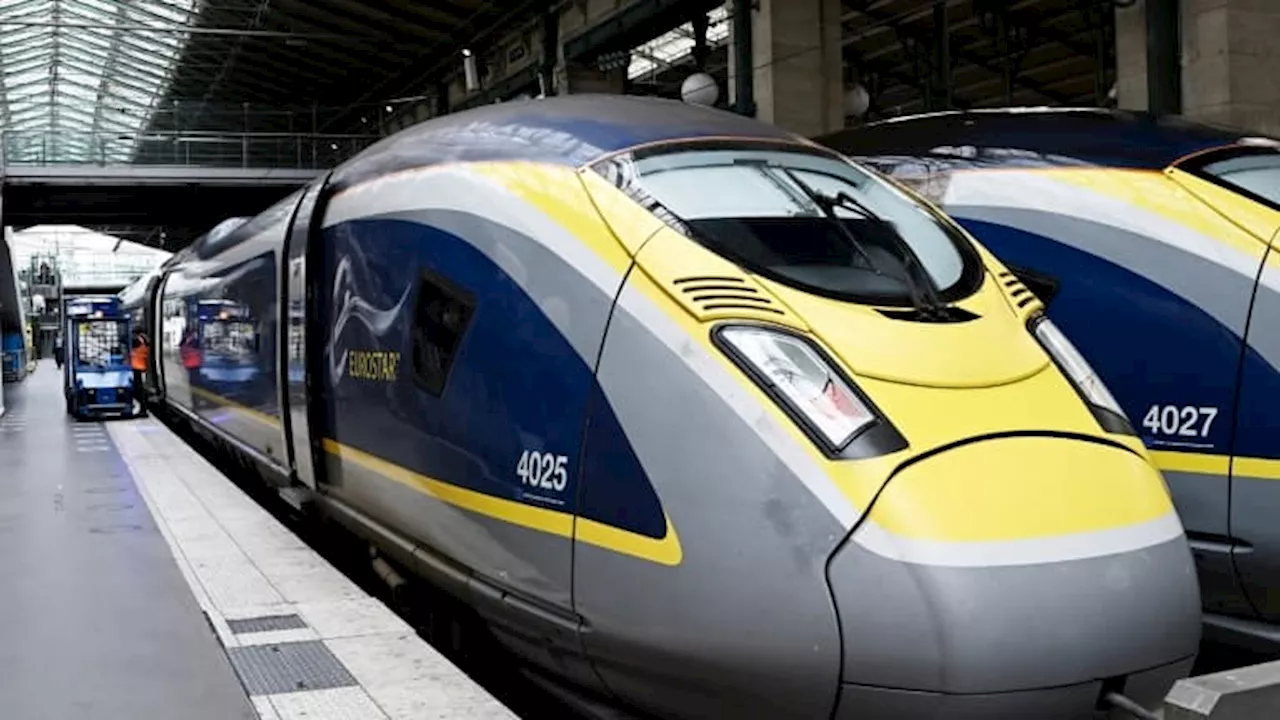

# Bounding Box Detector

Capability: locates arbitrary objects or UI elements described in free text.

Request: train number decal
[516,450,569,492]
[1141,405,1219,439]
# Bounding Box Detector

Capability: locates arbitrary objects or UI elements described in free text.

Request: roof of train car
[167,95,813,263]
[327,93,807,191]
[815,108,1272,170]
[165,213,273,265]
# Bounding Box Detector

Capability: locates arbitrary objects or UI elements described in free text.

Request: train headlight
[716,325,877,451]
[1030,315,1135,435]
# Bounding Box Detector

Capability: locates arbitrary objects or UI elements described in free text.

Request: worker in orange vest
[130,328,150,418]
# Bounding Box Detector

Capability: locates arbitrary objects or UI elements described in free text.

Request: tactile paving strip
[227,641,358,696]
[227,613,309,635]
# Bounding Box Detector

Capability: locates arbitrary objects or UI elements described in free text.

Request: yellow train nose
[869,434,1174,548]
[827,434,1201,716]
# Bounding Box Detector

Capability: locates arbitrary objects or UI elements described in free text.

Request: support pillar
[728,0,844,136]
[1182,0,1280,135]
[539,4,560,97]
[1116,0,1280,136]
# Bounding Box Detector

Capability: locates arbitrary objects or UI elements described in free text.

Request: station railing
[0,130,385,170]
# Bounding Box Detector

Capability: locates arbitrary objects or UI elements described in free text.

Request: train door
[152,271,172,400]
[279,181,326,490]
[1230,225,1280,626]
[314,178,609,688]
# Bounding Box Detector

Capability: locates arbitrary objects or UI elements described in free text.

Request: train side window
[410,269,475,396]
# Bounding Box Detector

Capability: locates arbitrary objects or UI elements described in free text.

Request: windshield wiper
[777,168,950,319]
[750,165,886,279]
[827,188,949,315]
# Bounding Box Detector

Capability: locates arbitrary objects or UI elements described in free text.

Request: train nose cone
[828,435,1202,719]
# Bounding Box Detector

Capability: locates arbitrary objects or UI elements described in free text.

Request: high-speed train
[818,107,1280,653]
[120,95,1201,719]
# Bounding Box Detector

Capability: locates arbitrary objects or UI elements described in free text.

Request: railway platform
[0,361,518,720]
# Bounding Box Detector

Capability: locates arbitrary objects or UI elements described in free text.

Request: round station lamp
[682,72,719,106]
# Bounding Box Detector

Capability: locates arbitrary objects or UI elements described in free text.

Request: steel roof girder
[55,47,169,89]
[278,0,451,43]
[0,53,58,79]
[844,0,1075,107]
[114,0,201,27]
[319,0,546,132]
[55,33,182,77]
[0,24,53,46]
[61,11,182,61]
[168,43,360,92]
[55,2,187,54]
[57,55,165,99]
[0,38,59,63]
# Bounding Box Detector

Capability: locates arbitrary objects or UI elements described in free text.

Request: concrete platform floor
[0,361,518,720]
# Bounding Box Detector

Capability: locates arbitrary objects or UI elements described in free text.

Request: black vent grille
[998,270,1038,309]
[673,276,785,316]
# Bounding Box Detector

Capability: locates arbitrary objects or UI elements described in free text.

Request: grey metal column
[934,0,951,110]
[1145,0,1181,116]
[539,2,559,97]
[732,0,755,116]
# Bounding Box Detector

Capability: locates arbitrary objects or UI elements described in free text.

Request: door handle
[1186,530,1254,555]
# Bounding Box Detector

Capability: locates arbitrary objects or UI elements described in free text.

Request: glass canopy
[12,225,170,286]
[0,0,200,164]
[628,4,730,81]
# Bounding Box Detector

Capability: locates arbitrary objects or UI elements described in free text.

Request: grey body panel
[1230,476,1280,621]
[1167,470,1254,616]
[322,449,576,609]
[831,527,1201,695]
[579,280,847,720]
[834,657,1193,720]
[1233,236,1280,624]
[1233,230,1280,366]
[1166,470,1229,537]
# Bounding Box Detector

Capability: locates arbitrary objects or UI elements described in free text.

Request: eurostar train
[120,95,1201,720]
[818,107,1280,652]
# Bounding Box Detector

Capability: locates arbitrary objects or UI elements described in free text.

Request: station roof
[631,0,1121,118]
[0,0,1122,155]
[0,0,1124,247]
[0,0,549,165]
[0,0,201,163]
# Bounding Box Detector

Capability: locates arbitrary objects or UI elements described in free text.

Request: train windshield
[74,319,129,367]
[1194,148,1280,209]
[595,142,983,306]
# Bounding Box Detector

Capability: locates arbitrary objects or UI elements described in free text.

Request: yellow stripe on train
[322,438,683,566]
